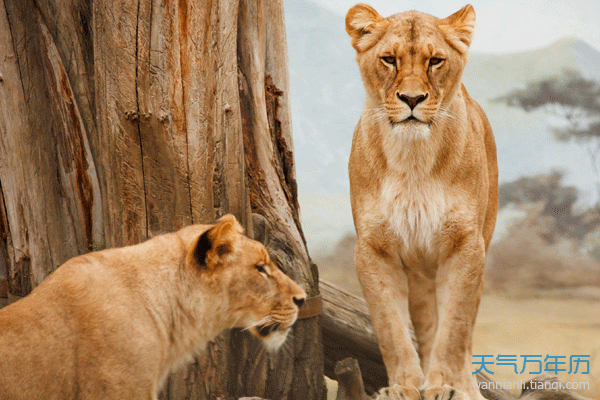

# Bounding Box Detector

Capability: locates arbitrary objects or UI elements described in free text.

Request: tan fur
[0,215,305,400]
[346,4,498,400]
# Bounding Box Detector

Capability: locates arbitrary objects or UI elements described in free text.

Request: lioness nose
[293,296,305,308]
[397,93,428,110]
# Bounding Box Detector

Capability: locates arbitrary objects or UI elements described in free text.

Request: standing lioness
[346,4,497,400]
[0,215,306,400]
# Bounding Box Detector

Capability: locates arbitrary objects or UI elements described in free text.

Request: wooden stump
[335,358,371,400]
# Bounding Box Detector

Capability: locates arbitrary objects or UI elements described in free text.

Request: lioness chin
[0,214,306,400]
[346,4,498,400]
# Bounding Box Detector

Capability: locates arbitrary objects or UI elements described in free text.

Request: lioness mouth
[390,116,420,126]
[256,323,282,337]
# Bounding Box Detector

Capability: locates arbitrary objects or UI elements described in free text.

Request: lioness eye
[381,56,396,66]
[256,265,268,275]
[429,57,443,67]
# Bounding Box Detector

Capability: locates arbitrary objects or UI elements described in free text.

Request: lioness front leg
[354,239,423,400]
[424,239,486,400]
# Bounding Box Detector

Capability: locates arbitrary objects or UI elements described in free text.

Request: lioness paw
[424,386,468,400]
[376,384,420,400]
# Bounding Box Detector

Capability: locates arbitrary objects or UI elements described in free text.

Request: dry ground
[474,292,600,398]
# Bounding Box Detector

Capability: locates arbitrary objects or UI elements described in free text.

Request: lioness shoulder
[0,215,305,400]
[346,4,497,400]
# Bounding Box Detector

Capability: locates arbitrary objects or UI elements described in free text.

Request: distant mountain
[465,37,600,103]
[464,36,600,134]
[283,0,600,252]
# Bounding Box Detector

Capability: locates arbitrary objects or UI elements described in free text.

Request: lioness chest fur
[346,5,498,400]
[0,215,305,400]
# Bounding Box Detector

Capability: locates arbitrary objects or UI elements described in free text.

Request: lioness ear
[345,4,389,52]
[440,4,476,54]
[193,214,243,268]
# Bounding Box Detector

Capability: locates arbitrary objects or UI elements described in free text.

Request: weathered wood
[320,281,517,400]
[92,0,147,246]
[0,0,103,296]
[335,358,371,400]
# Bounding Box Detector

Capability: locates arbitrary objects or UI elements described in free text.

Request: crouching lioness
[346,4,498,400]
[0,215,306,400]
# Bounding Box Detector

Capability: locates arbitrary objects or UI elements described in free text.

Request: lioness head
[345,4,476,138]
[186,215,306,351]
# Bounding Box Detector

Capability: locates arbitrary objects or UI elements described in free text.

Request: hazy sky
[309,0,600,53]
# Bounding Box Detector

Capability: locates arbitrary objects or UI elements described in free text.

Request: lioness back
[0,215,306,400]
[346,5,497,400]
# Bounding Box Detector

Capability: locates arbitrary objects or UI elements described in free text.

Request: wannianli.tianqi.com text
[474,380,590,391]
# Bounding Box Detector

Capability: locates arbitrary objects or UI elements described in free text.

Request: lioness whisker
[229,314,242,330]
[364,108,390,125]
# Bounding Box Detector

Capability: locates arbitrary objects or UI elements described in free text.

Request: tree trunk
[0,0,324,398]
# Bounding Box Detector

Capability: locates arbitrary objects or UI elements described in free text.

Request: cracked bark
[0,0,324,398]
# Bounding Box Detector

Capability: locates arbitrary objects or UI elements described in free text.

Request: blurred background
[283,0,600,396]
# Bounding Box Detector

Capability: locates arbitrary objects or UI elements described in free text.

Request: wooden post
[335,358,371,400]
